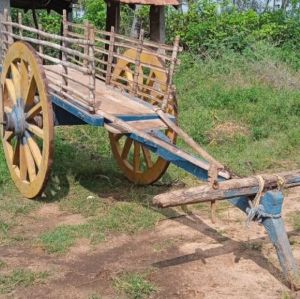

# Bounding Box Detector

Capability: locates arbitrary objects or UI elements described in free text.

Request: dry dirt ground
[1,187,300,299]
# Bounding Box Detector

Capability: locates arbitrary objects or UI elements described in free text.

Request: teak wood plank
[105,119,167,134]
[44,64,155,116]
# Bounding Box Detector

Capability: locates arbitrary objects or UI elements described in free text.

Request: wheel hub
[5,99,26,137]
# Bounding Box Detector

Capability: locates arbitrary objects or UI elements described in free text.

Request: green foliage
[83,0,106,29]
[166,3,300,58]
[113,272,156,299]
[174,42,300,176]
[39,202,163,253]
[0,269,49,294]
[11,9,61,34]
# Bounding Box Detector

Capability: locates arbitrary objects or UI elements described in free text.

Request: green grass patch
[175,45,300,176]
[0,268,49,294]
[39,202,164,253]
[113,272,156,299]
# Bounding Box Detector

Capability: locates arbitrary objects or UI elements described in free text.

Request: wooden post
[161,36,180,111]
[38,24,43,55]
[7,13,13,45]
[88,23,96,110]
[132,29,144,96]
[62,10,68,90]
[106,1,120,33]
[83,20,89,67]
[18,12,23,37]
[0,0,10,61]
[105,26,115,85]
[149,6,165,43]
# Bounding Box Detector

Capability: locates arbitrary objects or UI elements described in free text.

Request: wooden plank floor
[45,65,168,131]
[45,65,154,115]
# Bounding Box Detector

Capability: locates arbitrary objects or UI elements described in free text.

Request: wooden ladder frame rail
[0,9,96,113]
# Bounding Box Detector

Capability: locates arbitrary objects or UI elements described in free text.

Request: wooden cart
[1,10,300,290]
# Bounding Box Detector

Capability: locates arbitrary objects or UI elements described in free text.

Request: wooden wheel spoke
[23,138,36,182]
[121,138,133,160]
[26,103,42,120]
[4,131,14,142]
[20,60,29,99]
[13,139,20,166]
[124,66,134,82]
[1,42,53,198]
[24,75,37,108]
[145,70,155,86]
[20,142,28,181]
[133,142,141,172]
[25,132,42,168]
[11,63,21,100]
[5,79,17,105]
[27,124,44,140]
[4,106,12,114]
[4,138,14,163]
[114,134,123,142]
[142,146,153,169]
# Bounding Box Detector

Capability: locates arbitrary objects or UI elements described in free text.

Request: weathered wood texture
[153,170,300,208]
[1,10,181,114]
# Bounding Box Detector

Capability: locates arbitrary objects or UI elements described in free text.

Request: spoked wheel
[1,42,54,198]
[109,49,177,185]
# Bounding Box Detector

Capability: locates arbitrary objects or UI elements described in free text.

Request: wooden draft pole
[153,170,300,208]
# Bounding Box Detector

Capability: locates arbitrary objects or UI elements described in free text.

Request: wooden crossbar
[153,170,300,208]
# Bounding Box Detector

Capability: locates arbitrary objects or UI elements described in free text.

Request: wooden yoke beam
[153,170,300,208]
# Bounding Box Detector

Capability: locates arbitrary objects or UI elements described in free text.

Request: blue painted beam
[51,95,169,126]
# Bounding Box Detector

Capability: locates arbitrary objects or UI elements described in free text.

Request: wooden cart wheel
[109,49,177,185]
[1,42,54,198]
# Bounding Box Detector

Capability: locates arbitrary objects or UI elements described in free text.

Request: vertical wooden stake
[3,8,9,52]
[162,36,180,111]
[38,24,43,54]
[18,12,23,37]
[83,20,89,67]
[106,26,115,85]
[132,29,144,96]
[88,23,96,110]
[0,11,5,63]
[61,10,68,90]
[7,13,13,45]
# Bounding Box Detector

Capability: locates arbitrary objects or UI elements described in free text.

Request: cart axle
[5,99,26,137]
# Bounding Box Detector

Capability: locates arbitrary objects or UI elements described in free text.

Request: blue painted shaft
[264,217,298,280]
[260,191,299,287]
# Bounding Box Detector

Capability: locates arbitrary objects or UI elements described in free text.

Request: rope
[246,175,265,227]
[275,175,286,191]
[208,164,221,223]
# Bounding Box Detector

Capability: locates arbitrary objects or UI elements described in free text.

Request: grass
[113,272,156,299]
[176,43,300,176]
[0,268,49,294]
[39,201,164,253]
